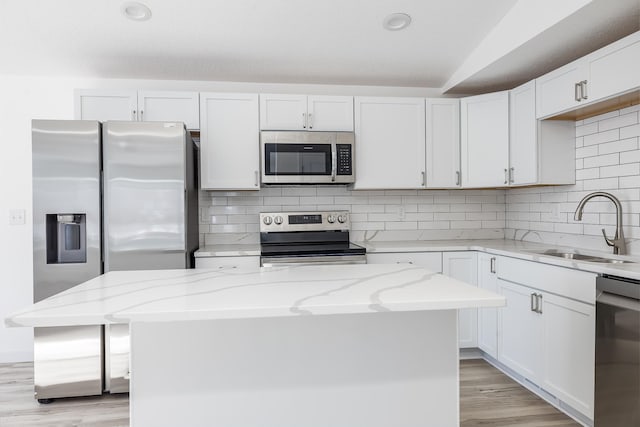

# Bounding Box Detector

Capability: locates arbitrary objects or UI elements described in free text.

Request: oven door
[261,254,366,267]
[262,142,334,184]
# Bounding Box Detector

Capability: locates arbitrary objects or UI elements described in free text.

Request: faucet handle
[601,228,615,247]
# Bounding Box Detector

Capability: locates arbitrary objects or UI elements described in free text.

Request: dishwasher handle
[597,291,640,312]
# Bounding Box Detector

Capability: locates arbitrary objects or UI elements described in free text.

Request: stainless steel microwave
[260,131,355,184]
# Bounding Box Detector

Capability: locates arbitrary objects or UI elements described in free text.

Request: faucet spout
[573,192,626,255]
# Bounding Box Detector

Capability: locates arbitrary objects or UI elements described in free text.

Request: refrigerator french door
[32,120,198,401]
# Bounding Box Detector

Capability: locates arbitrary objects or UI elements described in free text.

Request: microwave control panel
[336,144,352,175]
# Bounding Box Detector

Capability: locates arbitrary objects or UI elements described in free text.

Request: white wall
[506,105,640,254]
[0,74,441,363]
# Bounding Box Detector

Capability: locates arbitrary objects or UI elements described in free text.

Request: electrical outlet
[9,209,25,225]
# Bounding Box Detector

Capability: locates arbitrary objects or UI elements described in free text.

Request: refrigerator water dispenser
[46,214,87,264]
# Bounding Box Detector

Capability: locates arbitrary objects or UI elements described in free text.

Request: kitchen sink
[532,249,635,264]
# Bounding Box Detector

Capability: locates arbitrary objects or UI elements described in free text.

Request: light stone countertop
[358,239,640,280]
[195,239,640,280]
[5,264,505,328]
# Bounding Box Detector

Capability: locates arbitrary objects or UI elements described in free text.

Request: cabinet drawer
[366,252,442,273]
[195,256,260,269]
[498,256,596,303]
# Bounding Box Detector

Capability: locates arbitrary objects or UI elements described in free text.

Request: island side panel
[130,310,459,427]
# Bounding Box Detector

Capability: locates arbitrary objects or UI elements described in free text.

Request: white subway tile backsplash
[599,112,638,131]
[620,148,640,164]
[600,163,640,178]
[598,137,638,155]
[620,123,640,139]
[583,110,619,124]
[583,129,619,146]
[582,177,619,190]
[575,122,598,137]
[583,153,619,168]
[575,168,600,180]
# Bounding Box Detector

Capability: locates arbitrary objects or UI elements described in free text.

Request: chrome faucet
[574,191,627,255]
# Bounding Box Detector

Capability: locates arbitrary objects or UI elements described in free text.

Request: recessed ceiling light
[383,13,411,31]
[121,2,152,21]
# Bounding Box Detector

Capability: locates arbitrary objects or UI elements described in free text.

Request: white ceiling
[0,0,638,93]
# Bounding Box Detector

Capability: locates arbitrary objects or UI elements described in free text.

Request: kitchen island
[6,264,505,427]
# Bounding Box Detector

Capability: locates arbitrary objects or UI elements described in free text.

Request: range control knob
[263,216,273,225]
[337,214,347,223]
[274,215,284,225]
[327,214,337,224]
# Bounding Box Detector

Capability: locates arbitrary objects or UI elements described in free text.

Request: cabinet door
[535,59,587,119]
[307,96,354,131]
[74,89,138,121]
[460,91,509,188]
[200,93,260,190]
[442,252,478,348]
[425,99,460,188]
[366,252,442,273]
[477,253,498,358]
[354,97,426,189]
[259,94,307,130]
[195,256,260,269]
[540,292,595,419]
[497,279,541,381]
[138,91,200,129]
[509,81,538,185]
[587,33,640,103]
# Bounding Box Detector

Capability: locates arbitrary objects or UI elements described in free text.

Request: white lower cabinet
[477,253,498,358]
[442,252,478,348]
[365,252,442,273]
[195,256,260,269]
[496,257,596,420]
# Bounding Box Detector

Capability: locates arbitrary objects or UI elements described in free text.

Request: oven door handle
[597,290,640,312]
[261,255,366,267]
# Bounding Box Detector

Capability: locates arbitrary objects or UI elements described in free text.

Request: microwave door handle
[331,148,337,182]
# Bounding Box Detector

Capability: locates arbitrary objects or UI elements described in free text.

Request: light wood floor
[0,359,579,426]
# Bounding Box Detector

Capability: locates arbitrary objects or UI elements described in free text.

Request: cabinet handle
[140,109,144,121]
[421,171,426,187]
[308,113,313,129]
[504,168,508,185]
[536,293,543,314]
[456,171,461,186]
[254,170,259,187]
[132,109,137,120]
[509,167,514,184]
[302,113,306,129]
[581,80,588,100]
[530,293,537,312]
[574,83,582,102]
[490,257,496,274]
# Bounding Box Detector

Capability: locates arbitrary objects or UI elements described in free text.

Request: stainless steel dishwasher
[594,275,640,426]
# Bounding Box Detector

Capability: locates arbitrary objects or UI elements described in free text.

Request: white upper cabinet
[307,95,354,131]
[510,81,575,186]
[354,97,426,189]
[509,81,538,185]
[535,59,588,119]
[199,93,260,190]
[460,91,509,188]
[537,31,640,119]
[425,99,461,188]
[137,91,200,129]
[75,89,200,128]
[587,31,640,102]
[75,89,138,121]
[259,94,353,131]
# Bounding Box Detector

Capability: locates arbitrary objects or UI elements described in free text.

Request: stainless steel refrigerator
[32,120,198,402]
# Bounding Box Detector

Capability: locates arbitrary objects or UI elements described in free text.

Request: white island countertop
[6,264,504,328]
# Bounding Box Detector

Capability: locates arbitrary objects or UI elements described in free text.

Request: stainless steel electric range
[259,211,366,267]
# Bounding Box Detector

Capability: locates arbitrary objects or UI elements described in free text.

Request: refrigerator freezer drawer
[34,325,103,400]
